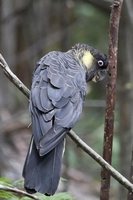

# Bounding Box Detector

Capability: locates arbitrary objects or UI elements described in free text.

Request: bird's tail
[23,136,64,195]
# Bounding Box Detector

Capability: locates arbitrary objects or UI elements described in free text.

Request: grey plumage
[23,43,108,195]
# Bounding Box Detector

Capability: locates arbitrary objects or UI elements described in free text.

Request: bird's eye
[98,60,104,67]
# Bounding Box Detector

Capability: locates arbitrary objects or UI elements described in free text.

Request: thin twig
[0,52,133,194]
[0,184,39,200]
[100,0,124,200]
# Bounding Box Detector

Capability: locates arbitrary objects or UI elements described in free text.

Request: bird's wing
[30,51,86,156]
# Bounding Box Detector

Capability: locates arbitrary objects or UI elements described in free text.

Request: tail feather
[23,137,64,195]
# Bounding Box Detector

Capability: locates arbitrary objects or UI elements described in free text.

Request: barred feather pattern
[23,50,88,195]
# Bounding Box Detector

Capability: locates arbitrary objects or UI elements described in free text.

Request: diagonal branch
[0,184,39,200]
[0,53,133,194]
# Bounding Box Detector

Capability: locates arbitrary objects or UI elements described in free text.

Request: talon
[113,0,120,7]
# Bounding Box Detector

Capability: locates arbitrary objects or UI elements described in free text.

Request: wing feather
[39,126,67,156]
[48,71,65,88]
[40,87,54,111]
[25,51,88,195]
[47,83,63,102]
[30,51,87,153]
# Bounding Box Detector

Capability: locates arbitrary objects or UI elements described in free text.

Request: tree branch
[0,184,39,200]
[68,130,133,193]
[100,0,124,199]
[0,52,133,194]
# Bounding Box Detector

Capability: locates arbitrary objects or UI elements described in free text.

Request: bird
[23,43,108,196]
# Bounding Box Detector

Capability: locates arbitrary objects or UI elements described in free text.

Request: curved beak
[92,69,107,82]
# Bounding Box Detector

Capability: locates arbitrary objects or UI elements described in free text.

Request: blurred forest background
[0,0,133,200]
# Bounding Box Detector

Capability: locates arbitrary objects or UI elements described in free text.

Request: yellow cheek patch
[82,51,94,69]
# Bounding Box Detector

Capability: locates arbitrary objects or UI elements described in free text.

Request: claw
[113,0,120,7]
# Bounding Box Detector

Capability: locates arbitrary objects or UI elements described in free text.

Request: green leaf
[13,179,24,189]
[0,191,16,200]
[37,192,73,200]
[0,177,12,187]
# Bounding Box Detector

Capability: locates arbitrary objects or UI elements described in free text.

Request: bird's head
[72,43,108,82]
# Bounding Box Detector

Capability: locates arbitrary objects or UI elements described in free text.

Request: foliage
[0,177,17,200]
[37,192,73,200]
[0,178,73,200]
